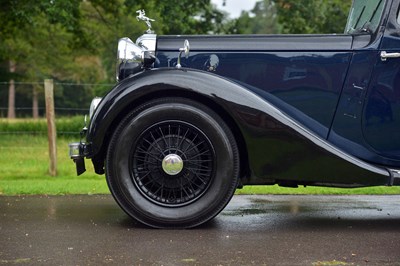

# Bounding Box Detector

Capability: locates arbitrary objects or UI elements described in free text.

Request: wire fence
[0,81,114,136]
[0,81,113,117]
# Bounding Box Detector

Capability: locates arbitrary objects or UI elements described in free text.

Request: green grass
[0,117,85,136]
[0,135,109,195]
[0,134,400,196]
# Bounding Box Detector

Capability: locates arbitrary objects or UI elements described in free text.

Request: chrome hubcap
[162,154,184,175]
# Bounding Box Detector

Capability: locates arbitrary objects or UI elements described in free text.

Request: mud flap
[74,158,86,176]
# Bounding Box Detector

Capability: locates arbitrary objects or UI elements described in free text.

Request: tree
[232,0,351,34]
[0,0,90,118]
[234,0,279,34]
[275,0,350,34]
[319,0,352,34]
[154,0,227,34]
[0,0,233,117]
[79,0,230,87]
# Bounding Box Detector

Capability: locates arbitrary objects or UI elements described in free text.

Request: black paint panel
[87,69,390,186]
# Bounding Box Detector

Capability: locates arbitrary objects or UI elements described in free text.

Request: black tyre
[106,97,240,228]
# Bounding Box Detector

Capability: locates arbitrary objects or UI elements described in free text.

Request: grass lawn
[1,134,400,196]
[0,135,109,195]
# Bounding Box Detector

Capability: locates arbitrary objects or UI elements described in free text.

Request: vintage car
[70,0,400,228]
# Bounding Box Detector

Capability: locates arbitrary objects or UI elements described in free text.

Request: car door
[363,1,400,162]
[327,0,400,168]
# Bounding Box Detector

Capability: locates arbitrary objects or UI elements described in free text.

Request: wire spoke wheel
[132,121,215,207]
[106,98,239,228]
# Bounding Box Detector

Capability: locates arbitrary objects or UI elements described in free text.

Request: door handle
[381,51,400,61]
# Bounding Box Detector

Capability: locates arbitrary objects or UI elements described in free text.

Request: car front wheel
[106,97,240,228]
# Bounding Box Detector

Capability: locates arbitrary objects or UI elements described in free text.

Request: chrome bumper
[69,142,86,175]
[69,98,102,176]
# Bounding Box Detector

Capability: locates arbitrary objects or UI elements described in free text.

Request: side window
[345,0,386,34]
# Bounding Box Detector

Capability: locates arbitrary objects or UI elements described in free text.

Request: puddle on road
[222,208,268,216]
[223,195,400,219]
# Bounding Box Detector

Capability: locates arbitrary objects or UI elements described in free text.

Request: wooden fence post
[7,60,16,119]
[44,79,57,176]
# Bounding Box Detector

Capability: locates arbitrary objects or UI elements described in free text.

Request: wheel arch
[88,69,251,179]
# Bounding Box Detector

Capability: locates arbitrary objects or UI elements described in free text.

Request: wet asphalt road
[0,195,400,266]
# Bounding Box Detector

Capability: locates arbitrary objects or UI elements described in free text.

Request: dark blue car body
[71,0,400,227]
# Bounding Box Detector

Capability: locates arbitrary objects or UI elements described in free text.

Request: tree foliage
[1,0,352,83]
[0,0,352,117]
[233,0,351,34]
[275,0,351,34]
[234,0,280,34]
[0,0,227,83]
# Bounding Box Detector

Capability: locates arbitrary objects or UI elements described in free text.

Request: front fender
[88,67,390,185]
[87,67,260,156]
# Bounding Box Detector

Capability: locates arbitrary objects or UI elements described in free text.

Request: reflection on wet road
[1,195,399,265]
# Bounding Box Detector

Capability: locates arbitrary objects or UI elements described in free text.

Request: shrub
[0,116,85,137]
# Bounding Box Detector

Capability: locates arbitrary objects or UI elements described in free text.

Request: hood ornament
[136,10,155,34]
